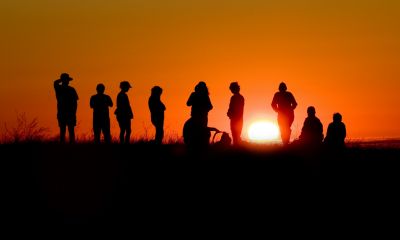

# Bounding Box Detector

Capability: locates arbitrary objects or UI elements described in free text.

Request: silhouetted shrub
[1,113,49,143]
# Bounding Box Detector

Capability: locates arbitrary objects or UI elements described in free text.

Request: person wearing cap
[271,82,297,146]
[148,86,166,144]
[90,83,113,144]
[227,82,245,146]
[115,81,133,144]
[54,73,79,143]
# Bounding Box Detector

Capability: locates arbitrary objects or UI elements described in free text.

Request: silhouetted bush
[0,113,49,143]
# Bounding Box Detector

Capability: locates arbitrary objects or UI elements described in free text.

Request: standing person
[299,106,324,146]
[148,86,166,144]
[90,83,113,144]
[186,81,213,128]
[115,81,133,144]
[53,73,78,143]
[271,82,297,145]
[227,82,245,146]
[324,113,346,149]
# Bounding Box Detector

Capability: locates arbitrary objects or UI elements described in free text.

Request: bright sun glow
[248,121,280,142]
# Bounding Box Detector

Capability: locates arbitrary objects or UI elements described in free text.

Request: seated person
[183,117,220,147]
[324,113,346,149]
[298,106,323,145]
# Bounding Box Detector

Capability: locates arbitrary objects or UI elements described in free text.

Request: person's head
[195,81,209,95]
[96,83,105,94]
[307,106,316,117]
[333,113,342,122]
[278,82,287,92]
[229,82,240,94]
[60,73,73,86]
[151,86,163,97]
[120,81,132,92]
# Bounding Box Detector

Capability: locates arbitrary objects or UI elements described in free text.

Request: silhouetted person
[148,86,166,144]
[115,81,133,144]
[54,73,78,143]
[324,113,346,149]
[299,106,323,145]
[227,82,244,146]
[183,117,219,147]
[187,81,213,128]
[271,82,297,145]
[90,84,113,144]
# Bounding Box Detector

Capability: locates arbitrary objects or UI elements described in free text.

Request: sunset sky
[1,0,400,141]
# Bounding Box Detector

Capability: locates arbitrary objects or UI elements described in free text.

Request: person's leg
[278,114,289,145]
[155,124,164,144]
[68,124,75,144]
[59,123,66,143]
[118,120,126,144]
[93,126,101,144]
[93,120,101,143]
[125,119,131,144]
[103,120,111,144]
[232,118,243,146]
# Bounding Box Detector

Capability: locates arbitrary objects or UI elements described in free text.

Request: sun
[248,120,280,142]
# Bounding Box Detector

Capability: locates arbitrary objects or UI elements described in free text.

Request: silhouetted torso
[115,92,133,120]
[54,83,78,123]
[228,93,244,120]
[187,92,213,122]
[300,116,323,144]
[90,94,113,120]
[271,91,297,114]
[325,121,346,148]
[148,96,166,125]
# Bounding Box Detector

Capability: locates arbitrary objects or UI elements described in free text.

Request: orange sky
[1,0,400,141]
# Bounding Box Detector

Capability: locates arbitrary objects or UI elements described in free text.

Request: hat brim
[60,77,73,81]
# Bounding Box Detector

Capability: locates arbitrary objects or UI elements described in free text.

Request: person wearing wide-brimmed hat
[54,73,79,143]
[115,81,133,144]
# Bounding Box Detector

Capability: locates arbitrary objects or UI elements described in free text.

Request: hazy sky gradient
[1,0,400,140]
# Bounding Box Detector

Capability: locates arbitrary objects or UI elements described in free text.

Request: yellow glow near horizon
[248,121,280,142]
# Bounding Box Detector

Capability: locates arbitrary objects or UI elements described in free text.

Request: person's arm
[186,93,194,106]
[291,93,298,110]
[108,96,113,107]
[227,96,234,118]
[271,93,278,112]
[54,79,62,90]
[90,96,94,109]
[207,96,213,111]
[73,89,78,113]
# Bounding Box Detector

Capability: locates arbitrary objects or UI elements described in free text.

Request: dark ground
[1,142,400,227]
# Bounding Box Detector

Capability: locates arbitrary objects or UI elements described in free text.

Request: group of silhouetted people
[54,73,141,144]
[271,82,346,149]
[54,73,346,149]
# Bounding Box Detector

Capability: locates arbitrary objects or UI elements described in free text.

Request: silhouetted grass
[0,113,49,144]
